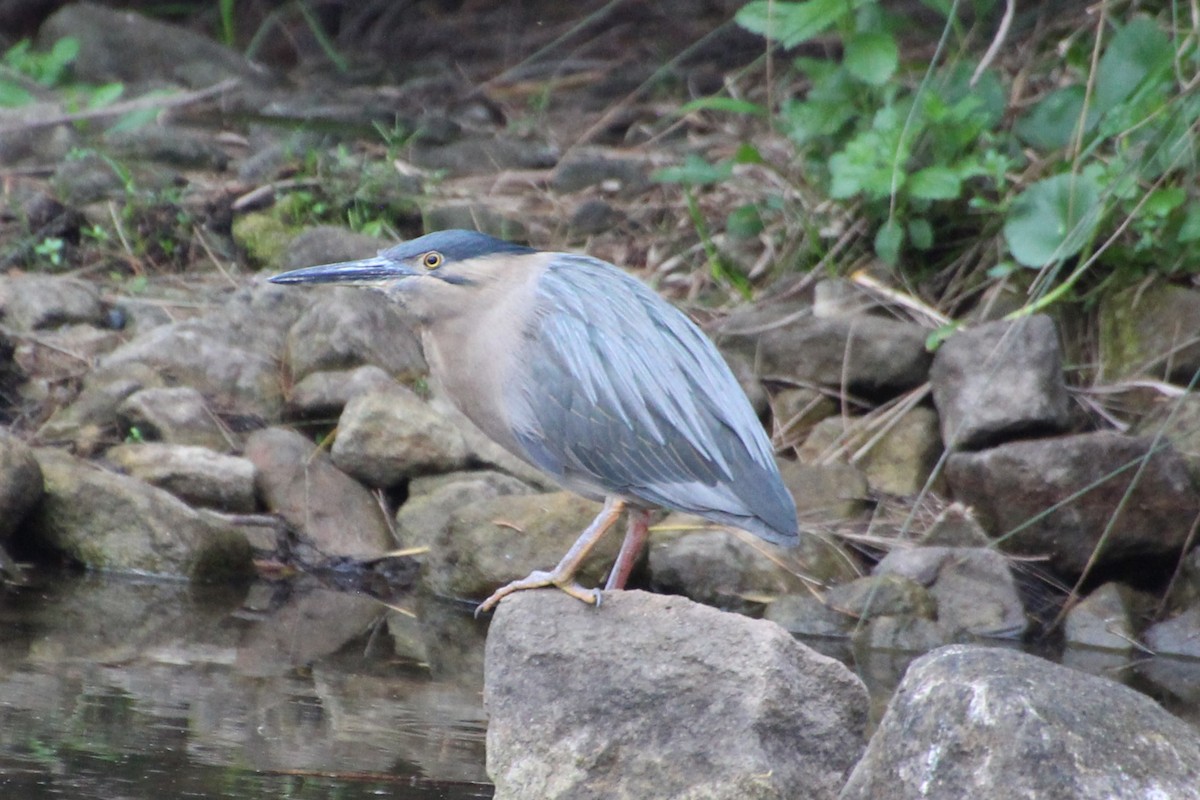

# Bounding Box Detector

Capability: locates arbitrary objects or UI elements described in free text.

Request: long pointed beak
[269,256,413,286]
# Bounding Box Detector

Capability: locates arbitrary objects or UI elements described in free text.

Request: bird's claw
[474,569,602,617]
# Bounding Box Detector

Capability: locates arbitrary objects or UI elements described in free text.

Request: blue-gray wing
[507,255,797,544]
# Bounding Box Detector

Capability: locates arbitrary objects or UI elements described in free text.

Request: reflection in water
[3,570,1195,799]
[0,571,493,800]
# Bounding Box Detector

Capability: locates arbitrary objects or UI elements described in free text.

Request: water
[2,570,1197,798]
[0,571,493,800]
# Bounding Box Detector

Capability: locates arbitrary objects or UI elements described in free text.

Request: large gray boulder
[931,315,1071,450]
[946,431,1199,574]
[245,427,393,561]
[23,448,253,582]
[840,645,1200,799]
[331,384,471,488]
[486,590,869,800]
[717,307,931,397]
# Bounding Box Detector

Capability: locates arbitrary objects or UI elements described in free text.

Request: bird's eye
[422,251,443,270]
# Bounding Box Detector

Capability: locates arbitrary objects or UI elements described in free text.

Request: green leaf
[1003,172,1103,267]
[652,155,733,186]
[0,80,34,107]
[844,31,897,86]
[86,81,124,109]
[678,97,768,117]
[874,219,904,265]
[726,204,765,239]
[1094,16,1173,117]
[735,0,850,49]
[924,322,961,351]
[986,261,1019,279]
[1014,86,1095,151]
[733,143,764,164]
[1141,187,1186,218]
[907,217,933,250]
[908,166,962,200]
[1178,203,1200,243]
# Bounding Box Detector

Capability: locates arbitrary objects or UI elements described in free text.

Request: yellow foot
[474,570,602,617]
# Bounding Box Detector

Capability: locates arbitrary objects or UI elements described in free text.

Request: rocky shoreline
[3,4,1200,798]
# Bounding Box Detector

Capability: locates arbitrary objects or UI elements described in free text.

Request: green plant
[1,36,78,97]
[1,36,125,117]
[33,237,65,266]
[667,1,1200,311]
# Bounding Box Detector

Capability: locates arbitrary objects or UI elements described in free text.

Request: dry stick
[1156,509,1200,621]
[970,0,1016,86]
[193,225,240,289]
[0,78,240,134]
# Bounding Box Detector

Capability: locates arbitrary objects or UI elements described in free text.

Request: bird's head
[269,229,537,292]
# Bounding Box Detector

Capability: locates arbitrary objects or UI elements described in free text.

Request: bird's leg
[475,497,626,616]
[605,507,651,591]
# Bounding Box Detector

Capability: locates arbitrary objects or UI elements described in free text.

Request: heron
[270,229,798,613]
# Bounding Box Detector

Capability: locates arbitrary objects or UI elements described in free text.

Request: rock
[812,278,886,318]
[1064,582,1137,651]
[930,315,1071,450]
[104,124,230,170]
[286,365,398,418]
[568,198,622,235]
[918,502,992,547]
[232,211,295,267]
[485,590,868,800]
[825,574,937,621]
[410,135,558,175]
[857,405,943,496]
[101,283,311,419]
[795,415,848,462]
[778,460,871,520]
[1132,392,1200,465]
[876,547,1028,638]
[550,155,649,195]
[770,386,836,449]
[764,593,855,637]
[13,324,124,386]
[36,362,166,453]
[117,386,234,451]
[40,3,272,89]
[105,442,257,513]
[0,274,106,331]
[245,427,393,561]
[283,287,426,380]
[421,491,612,600]
[395,470,534,552]
[648,520,857,613]
[281,226,384,271]
[331,384,471,488]
[1144,605,1200,659]
[49,151,126,205]
[853,615,948,652]
[22,448,253,581]
[1099,280,1200,384]
[946,432,1199,575]
[1137,656,1200,707]
[716,307,932,397]
[0,431,43,541]
[840,645,1200,799]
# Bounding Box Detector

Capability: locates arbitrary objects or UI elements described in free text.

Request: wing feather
[507,255,797,542]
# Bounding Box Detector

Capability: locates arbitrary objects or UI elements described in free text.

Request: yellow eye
[422,251,443,270]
